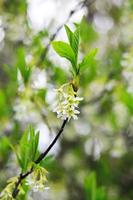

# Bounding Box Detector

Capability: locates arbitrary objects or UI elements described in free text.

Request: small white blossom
[30,68,47,90]
[53,84,83,120]
[13,98,41,124]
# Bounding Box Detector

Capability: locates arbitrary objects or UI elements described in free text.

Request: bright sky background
[27,0,86,32]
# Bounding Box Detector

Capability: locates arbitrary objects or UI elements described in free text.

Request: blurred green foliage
[0,0,133,200]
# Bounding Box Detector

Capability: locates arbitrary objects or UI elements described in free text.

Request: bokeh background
[0,0,133,199]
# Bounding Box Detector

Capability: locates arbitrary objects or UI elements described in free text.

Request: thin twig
[35,118,68,164]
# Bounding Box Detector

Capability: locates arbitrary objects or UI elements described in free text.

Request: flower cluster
[53,84,83,120]
[0,177,18,200]
[26,165,48,192]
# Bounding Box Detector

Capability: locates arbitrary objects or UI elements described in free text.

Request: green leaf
[84,172,96,200]
[35,131,39,153]
[29,126,39,161]
[19,126,40,172]
[29,126,35,161]
[65,25,80,60]
[9,142,22,168]
[0,90,9,117]
[79,48,98,72]
[84,172,107,200]
[19,128,31,172]
[52,41,77,73]
[72,26,80,58]
[65,25,73,47]
[0,137,15,166]
[120,90,133,114]
[80,16,98,43]
[96,187,107,200]
[17,48,31,84]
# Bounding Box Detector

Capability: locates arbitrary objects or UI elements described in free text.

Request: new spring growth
[53,83,83,121]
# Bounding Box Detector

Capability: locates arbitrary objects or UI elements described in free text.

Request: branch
[35,118,68,164]
[12,118,68,198]
[11,0,96,198]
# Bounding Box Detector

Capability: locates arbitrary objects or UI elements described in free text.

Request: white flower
[30,68,47,90]
[13,98,41,124]
[53,84,83,120]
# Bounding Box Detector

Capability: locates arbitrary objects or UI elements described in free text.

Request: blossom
[53,84,83,120]
[13,98,40,124]
[0,177,18,200]
[26,165,48,192]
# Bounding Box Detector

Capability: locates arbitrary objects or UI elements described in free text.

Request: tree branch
[12,0,96,198]
[35,118,68,164]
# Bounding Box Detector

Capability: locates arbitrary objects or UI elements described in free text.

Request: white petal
[74,110,80,114]
[73,115,78,120]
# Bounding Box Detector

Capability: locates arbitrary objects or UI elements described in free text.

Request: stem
[35,118,68,164]
[12,119,68,198]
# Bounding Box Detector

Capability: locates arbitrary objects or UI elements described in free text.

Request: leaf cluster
[52,20,97,77]
[11,126,39,173]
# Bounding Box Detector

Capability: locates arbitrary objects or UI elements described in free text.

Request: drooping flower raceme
[53,84,83,120]
[0,177,18,200]
[26,165,48,192]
